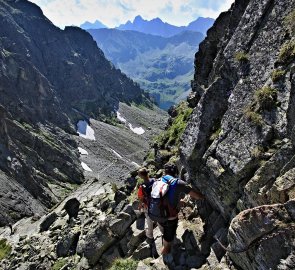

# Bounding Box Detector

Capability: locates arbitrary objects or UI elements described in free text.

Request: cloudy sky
[30,0,235,28]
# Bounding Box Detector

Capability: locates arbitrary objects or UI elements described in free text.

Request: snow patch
[77,120,95,140]
[81,162,92,172]
[128,123,145,135]
[131,161,140,168]
[78,147,88,155]
[111,149,123,159]
[116,111,127,123]
[116,110,145,135]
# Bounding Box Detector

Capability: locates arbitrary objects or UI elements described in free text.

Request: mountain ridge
[80,19,107,30]
[116,15,214,37]
[0,0,150,225]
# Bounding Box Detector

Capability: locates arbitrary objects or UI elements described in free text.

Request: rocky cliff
[0,0,146,226]
[180,0,295,268]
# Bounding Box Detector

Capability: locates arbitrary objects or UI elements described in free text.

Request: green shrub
[109,258,138,270]
[145,150,155,161]
[111,183,118,193]
[52,258,67,270]
[278,40,295,63]
[271,69,286,82]
[254,86,277,110]
[0,239,12,261]
[284,10,295,36]
[251,146,264,158]
[154,102,192,150]
[245,109,264,126]
[209,127,222,141]
[234,51,249,62]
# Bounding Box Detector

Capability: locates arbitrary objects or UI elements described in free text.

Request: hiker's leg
[162,239,172,255]
[145,212,154,240]
[160,219,178,255]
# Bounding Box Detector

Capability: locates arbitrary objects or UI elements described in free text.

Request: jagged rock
[77,224,116,266]
[150,256,168,270]
[114,190,127,204]
[228,201,295,270]
[56,227,81,257]
[51,218,67,231]
[129,216,146,248]
[181,0,295,215]
[101,246,121,265]
[132,241,151,260]
[76,257,90,270]
[109,212,135,237]
[177,0,295,269]
[39,212,58,232]
[137,261,152,270]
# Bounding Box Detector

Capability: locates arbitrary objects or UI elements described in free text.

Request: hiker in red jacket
[148,164,204,255]
[137,167,155,241]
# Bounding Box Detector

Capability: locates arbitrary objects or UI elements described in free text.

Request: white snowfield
[81,162,92,172]
[116,111,127,123]
[116,111,145,135]
[77,120,96,140]
[128,123,145,135]
[78,147,88,155]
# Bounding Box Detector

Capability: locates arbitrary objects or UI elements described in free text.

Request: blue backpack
[148,175,178,223]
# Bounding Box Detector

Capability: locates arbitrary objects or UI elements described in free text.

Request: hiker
[148,163,204,255]
[137,167,155,242]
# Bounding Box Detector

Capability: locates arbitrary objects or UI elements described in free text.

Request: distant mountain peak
[117,16,214,37]
[80,19,107,30]
[134,15,144,22]
[151,17,162,22]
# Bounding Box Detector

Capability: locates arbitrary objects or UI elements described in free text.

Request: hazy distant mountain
[80,20,107,29]
[186,17,215,35]
[88,28,204,109]
[116,15,214,37]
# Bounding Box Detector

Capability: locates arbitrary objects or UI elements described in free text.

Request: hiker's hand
[189,190,205,201]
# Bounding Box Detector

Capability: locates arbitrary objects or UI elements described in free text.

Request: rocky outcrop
[228,200,295,270]
[180,0,295,269]
[0,181,210,270]
[0,0,147,225]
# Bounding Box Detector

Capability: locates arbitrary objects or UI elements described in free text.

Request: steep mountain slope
[88,28,204,109]
[179,0,295,268]
[117,15,214,37]
[0,0,149,226]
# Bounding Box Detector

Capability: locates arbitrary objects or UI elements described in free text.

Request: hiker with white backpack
[148,163,204,255]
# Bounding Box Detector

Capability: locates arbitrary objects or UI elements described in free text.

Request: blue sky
[30,0,235,28]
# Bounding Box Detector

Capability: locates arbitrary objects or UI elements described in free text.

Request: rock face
[0,0,146,225]
[180,0,295,268]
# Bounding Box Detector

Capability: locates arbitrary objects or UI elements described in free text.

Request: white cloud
[29,0,235,28]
